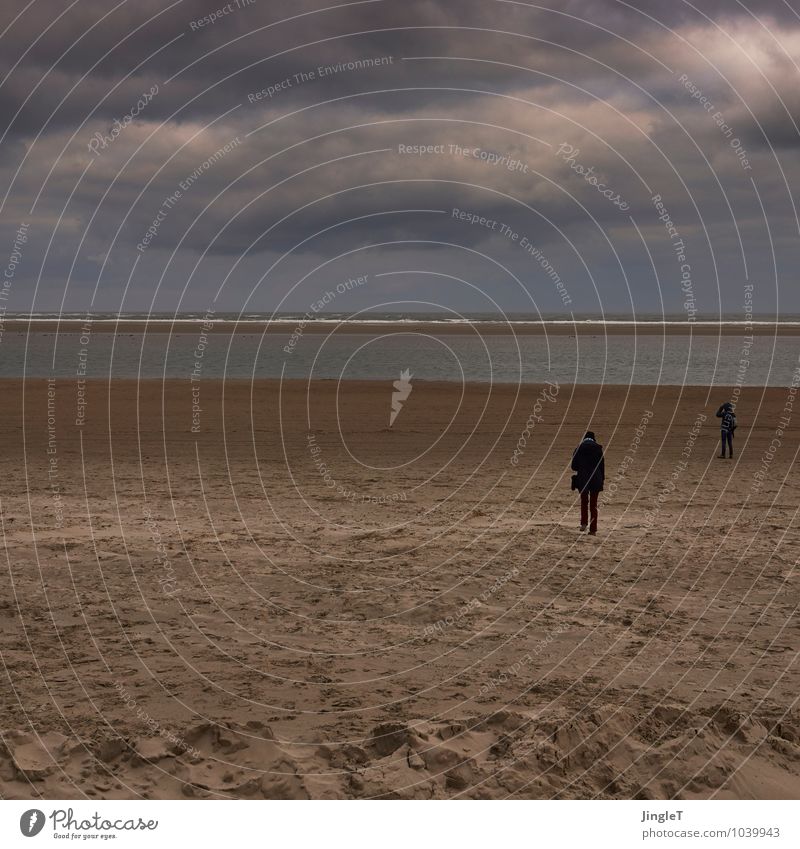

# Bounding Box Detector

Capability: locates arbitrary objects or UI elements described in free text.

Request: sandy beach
[1,377,798,799]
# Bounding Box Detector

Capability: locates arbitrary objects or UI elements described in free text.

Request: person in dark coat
[716,402,737,458]
[571,431,605,535]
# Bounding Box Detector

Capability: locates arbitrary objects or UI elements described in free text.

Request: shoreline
[3,378,777,392]
[0,374,763,397]
[2,319,798,336]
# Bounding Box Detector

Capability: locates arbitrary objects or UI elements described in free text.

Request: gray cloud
[0,0,798,315]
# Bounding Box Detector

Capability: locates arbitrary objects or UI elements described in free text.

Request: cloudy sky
[0,0,798,317]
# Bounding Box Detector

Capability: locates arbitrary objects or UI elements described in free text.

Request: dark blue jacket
[716,405,737,433]
[571,438,605,493]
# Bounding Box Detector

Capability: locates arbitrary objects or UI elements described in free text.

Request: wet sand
[1,378,798,799]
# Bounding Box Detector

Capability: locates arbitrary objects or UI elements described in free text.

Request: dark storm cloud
[0,0,798,313]
[2,0,794,131]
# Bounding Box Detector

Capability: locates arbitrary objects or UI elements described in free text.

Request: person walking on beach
[716,402,737,458]
[571,431,605,535]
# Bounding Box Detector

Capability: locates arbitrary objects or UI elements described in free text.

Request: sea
[1,313,799,386]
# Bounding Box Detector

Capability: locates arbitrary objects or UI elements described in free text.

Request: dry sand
[1,377,798,799]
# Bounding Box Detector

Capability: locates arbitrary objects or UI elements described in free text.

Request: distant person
[571,431,605,535]
[716,402,737,458]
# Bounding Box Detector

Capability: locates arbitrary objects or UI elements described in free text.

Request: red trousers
[580,490,599,533]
